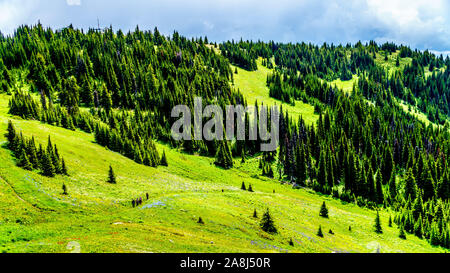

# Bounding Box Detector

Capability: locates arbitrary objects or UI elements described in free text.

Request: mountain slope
[0,93,444,253]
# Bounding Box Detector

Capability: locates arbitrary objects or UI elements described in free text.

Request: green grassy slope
[0,93,445,253]
[231,58,318,125]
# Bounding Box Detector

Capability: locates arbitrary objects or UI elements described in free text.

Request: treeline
[8,89,166,167]
[5,120,68,177]
[264,58,449,247]
[0,24,260,167]
[394,194,449,248]
[223,40,450,121]
[220,40,260,71]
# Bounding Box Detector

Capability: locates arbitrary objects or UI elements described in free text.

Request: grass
[0,92,445,253]
[230,58,318,125]
[328,74,359,94]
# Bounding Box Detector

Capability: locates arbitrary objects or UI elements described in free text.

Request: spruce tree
[62,183,68,195]
[241,181,246,191]
[197,217,204,224]
[61,158,68,176]
[404,169,417,200]
[17,148,32,170]
[248,184,253,192]
[319,201,329,218]
[107,165,117,184]
[260,209,277,234]
[374,211,383,234]
[317,225,324,237]
[41,152,55,177]
[253,209,258,218]
[160,150,168,166]
[6,120,16,149]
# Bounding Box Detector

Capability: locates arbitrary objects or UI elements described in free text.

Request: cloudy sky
[1,0,450,53]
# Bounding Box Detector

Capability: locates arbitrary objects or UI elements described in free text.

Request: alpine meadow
[0,20,449,255]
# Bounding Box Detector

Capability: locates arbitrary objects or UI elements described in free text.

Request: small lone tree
[248,184,254,192]
[241,181,246,191]
[253,209,258,218]
[317,226,324,237]
[349,226,352,231]
[197,217,204,224]
[388,215,392,227]
[260,209,277,233]
[319,201,329,218]
[107,165,117,184]
[62,183,68,195]
[289,239,294,246]
[328,229,334,235]
[374,211,383,234]
[160,150,168,166]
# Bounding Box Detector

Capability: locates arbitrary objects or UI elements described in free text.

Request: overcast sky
[1,0,450,53]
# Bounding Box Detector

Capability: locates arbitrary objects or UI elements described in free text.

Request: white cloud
[0,0,37,35]
[66,0,81,6]
[0,0,449,51]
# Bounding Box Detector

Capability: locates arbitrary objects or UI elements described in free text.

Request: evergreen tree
[215,141,233,169]
[17,148,33,170]
[404,169,417,200]
[317,225,324,237]
[6,120,16,149]
[107,165,117,184]
[319,201,329,218]
[260,209,277,234]
[374,211,383,234]
[61,158,68,176]
[160,150,168,166]
[241,182,246,191]
[41,152,55,177]
[62,183,68,195]
[253,209,258,218]
[399,225,406,239]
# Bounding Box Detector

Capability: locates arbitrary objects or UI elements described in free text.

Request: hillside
[0,25,449,254]
[0,92,444,253]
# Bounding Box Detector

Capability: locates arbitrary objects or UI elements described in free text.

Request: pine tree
[160,150,168,166]
[17,148,33,170]
[241,181,246,191]
[61,158,68,176]
[388,215,392,227]
[248,184,254,192]
[317,225,324,237]
[404,169,417,200]
[375,170,384,204]
[6,120,16,149]
[197,217,204,224]
[260,209,277,234]
[319,201,329,218]
[215,141,233,169]
[374,211,383,234]
[41,152,55,177]
[62,183,68,195]
[107,165,117,184]
[253,209,258,218]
